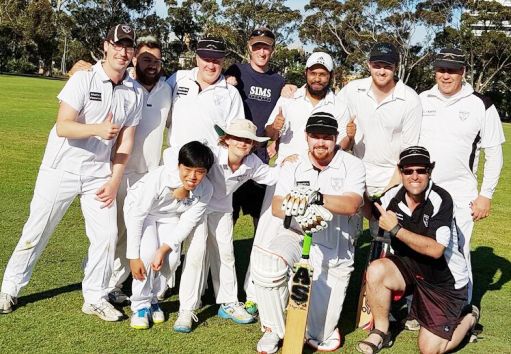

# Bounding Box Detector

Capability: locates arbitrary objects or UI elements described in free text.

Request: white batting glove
[281,186,315,217]
[296,204,333,233]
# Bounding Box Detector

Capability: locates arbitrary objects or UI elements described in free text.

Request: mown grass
[0,75,509,353]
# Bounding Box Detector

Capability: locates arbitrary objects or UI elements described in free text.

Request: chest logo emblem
[331,177,343,191]
[459,111,470,121]
[423,214,430,227]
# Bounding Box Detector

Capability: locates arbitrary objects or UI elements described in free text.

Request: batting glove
[296,204,333,233]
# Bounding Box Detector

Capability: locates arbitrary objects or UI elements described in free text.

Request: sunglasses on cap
[250,29,275,39]
[400,167,430,175]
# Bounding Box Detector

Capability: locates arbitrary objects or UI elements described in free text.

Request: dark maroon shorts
[388,255,468,340]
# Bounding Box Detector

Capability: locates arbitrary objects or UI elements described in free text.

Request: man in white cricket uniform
[0,24,143,321]
[125,142,214,330]
[107,36,172,304]
[419,48,505,302]
[338,42,422,196]
[245,52,350,306]
[252,113,365,353]
[166,37,244,149]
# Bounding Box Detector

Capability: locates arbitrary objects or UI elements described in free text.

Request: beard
[306,83,329,99]
[136,65,161,87]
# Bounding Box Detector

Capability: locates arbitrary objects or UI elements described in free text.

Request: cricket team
[0,22,505,354]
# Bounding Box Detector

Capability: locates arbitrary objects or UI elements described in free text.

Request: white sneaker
[130,308,150,329]
[82,299,123,322]
[150,303,165,324]
[108,290,129,304]
[173,309,198,333]
[257,330,280,354]
[306,327,341,351]
[218,302,255,324]
[0,292,17,314]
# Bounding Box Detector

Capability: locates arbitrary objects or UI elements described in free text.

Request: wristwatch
[389,224,402,237]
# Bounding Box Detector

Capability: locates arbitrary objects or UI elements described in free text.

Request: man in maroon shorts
[356,146,479,354]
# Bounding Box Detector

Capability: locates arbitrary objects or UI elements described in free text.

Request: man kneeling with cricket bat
[251,112,365,353]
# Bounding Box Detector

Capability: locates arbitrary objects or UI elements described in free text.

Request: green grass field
[0,74,509,353]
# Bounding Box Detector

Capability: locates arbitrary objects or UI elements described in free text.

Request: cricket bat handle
[284,215,292,229]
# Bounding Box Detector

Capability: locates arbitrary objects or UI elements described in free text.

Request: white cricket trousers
[1,165,117,304]
[179,211,238,310]
[455,204,475,302]
[253,228,353,341]
[130,217,181,311]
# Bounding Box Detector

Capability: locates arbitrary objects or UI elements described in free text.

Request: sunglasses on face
[401,168,430,175]
[250,29,275,39]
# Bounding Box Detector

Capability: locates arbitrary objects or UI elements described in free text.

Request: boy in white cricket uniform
[0,24,143,321]
[125,141,214,329]
[107,36,173,304]
[171,120,283,332]
[419,48,505,301]
[253,112,365,353]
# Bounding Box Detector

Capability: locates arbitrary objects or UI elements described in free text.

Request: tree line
[1,0,509,117]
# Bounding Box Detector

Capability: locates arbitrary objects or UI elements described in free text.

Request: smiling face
[435,66,464,96]
[103,39,134,73]
[306,132,337,166]
[305,65,331,98]
[225,135,254,160]
[134,45,162,87]
[196,55,224,85]
[249,42,273,70]
[368,61,396,90]
[178,164,208,191]
[400,164,431,197]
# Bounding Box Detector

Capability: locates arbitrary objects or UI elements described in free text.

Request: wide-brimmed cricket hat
[215,119,270,143]
[432,48,465,70]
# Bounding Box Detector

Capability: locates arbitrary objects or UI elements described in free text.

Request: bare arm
[55,102,120,140]
[272,195,286,219]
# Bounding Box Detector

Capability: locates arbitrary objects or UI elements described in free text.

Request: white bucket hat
[215,119,270,143]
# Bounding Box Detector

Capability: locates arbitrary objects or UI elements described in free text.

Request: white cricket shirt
[125,78,172,174]
[338,77,422,192]
[419,83,505,204]
[275,151,366,261]
[265,87,349,164]
[166,68,245,149]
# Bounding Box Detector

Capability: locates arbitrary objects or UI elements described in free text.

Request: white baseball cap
[215,119,270,143]
[306,52,334,72]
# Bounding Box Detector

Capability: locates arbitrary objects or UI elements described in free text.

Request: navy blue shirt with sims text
[225,63,285,163]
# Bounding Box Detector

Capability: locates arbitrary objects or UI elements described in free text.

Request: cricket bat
[355,229,390,330]
[282,232,313,354]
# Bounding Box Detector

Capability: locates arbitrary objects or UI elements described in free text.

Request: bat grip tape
[302,233,312,259]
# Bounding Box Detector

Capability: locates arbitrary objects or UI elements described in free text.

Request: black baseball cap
[398,146,434,167]
[196,37,226,59]
[305,112,338,136]
[432,48,465,70]
[106,24,135,44]
[369,42,399,65]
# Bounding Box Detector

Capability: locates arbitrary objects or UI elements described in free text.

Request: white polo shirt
[419,83,505,204]
[338,77,422,193]
[275,150,365,261]
[124,161,213,259]
[166,68,244,149]
[125,78,172,174]
[42,61,143,177]
[265,87,349,164]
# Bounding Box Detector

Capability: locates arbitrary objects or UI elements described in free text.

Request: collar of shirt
[187,67,228,92]
[94,61,131,86]
[396,180,434,217]
[362,77,407,103]
[427,82,474,103]
[293,86,336,105]
[296,149,346,174]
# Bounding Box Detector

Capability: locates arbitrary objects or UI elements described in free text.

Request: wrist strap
[389,224,402,237]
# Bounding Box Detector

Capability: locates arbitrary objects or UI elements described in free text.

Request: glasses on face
[401,168,429,176]
[109,41,135,54]
[250,29,275,40]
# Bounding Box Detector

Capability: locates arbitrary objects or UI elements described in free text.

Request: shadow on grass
[17,282,82,308]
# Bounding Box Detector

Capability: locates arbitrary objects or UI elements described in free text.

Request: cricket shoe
[257,330,280,354]
[130,308,150,329]
[82,299,123,322]
[244,300,258,316]
[404,319,421,331]
[150,303,165,324]
[108,290,129,305]
[218,302,255,324]
[0,292,17,314]
[173,309,198,333]
[306,327,341,352]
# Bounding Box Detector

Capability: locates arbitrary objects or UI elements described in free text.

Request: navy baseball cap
[398,146,434,167]
[305,112,338,136]
[196,37,226,59]
[369,42,399,65]
[433,48,465,70]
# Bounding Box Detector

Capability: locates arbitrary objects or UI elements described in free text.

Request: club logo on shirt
[459,111,470,121]
[89,92,102,101]
[331,177,344,191]
[296,181,310,187]
[249,86,272,102]
[177,86,189,96]
[423,214,430,227]
[181,195,198,206]
[423,109,436,116]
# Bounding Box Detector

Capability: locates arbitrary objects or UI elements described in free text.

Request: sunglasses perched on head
[250,29,275,39]
[401,168,430,175]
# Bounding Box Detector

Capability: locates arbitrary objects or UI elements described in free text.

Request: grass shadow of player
[16,282,82,308]
[234,237,254,301]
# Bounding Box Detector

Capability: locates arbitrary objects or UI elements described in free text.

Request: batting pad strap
[251,246,289,288]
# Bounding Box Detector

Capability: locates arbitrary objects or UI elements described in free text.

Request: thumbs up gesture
[96,112,120,140]
[346,115,356,140]
[272,107,286,132]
